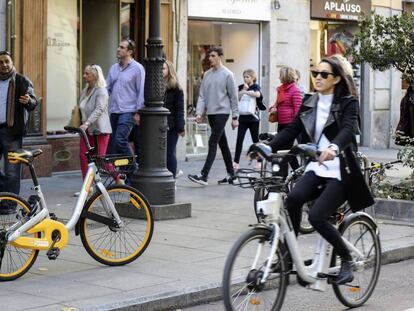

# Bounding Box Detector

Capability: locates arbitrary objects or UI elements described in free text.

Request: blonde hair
[85,64,107,88]
[164,60,181,90]
[279,66,296,84]
[331,54,354,77]
[242,69,257,83]
[294,69,301,80]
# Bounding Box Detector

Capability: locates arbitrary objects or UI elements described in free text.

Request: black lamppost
[131,0,175,207]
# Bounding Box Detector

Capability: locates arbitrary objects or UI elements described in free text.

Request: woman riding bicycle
[268,56,374,285]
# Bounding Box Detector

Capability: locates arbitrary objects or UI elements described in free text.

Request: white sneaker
[176,169,184,178]
[73,192,80,197]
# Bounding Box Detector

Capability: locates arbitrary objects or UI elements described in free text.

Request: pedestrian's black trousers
[286,171,351,260]
[201,114,234,178]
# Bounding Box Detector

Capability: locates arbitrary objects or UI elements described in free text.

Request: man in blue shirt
[106,39,145,159]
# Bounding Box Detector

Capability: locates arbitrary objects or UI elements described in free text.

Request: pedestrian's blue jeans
[109,112,134,157]
[0,128,23,194]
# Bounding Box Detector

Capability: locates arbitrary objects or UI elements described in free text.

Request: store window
[309,21,360,92]
[121,0,135,39]
[187,20,260,156]
[46,0,80,132]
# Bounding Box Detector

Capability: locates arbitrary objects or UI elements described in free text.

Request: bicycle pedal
[49,213,58,221]
[46,247,60,260]
[317,272,337,279]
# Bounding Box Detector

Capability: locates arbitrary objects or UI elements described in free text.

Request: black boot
[335,260,354,285]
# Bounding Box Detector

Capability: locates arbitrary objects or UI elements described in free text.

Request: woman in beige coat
[79,64,112,179]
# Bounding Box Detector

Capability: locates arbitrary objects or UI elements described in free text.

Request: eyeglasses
[311,70,335,79]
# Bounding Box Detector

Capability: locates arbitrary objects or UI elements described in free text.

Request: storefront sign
[188,0,271,21]
[311,0,371,21]
[403,2,414,15]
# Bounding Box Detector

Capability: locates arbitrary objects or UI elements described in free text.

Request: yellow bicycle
[0,126,153,281]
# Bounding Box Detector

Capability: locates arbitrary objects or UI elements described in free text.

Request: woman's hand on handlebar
[318,148,337,164]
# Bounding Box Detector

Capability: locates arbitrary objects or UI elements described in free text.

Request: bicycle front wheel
[332,215,381,308]
[0,193,39,281]
[79,185,153,266]
[222,227,289,311]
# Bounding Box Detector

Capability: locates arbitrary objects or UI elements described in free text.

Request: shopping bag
[239,94,256,115]
[268,109,278,123]
[67,105,81,128]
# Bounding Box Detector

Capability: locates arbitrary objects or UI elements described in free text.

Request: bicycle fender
[248,223,273,232]
[339,212,379,235]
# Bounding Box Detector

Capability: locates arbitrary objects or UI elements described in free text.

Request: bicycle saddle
[8,149,43,164]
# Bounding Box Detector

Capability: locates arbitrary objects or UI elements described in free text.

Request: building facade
[174,0,409,161]
[3,0,173,175]
[1,0,411,175]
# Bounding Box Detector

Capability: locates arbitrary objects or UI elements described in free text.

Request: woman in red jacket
[270,66,302,175]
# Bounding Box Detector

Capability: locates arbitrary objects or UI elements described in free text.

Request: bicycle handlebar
[247,143,321,163]
[64,126,94,153]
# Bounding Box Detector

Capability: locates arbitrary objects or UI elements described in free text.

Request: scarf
[0,67,17,127]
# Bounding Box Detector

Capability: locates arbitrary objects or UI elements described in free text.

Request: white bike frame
[7,161,123,243]
[255,193,366,292]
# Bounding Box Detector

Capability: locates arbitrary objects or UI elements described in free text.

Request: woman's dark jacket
[164,87,185,133]
[7,74,38,136]
[269,94,374,212]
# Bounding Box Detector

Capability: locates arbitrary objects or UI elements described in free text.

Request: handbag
[268,108,278,123]
[68,105,81,128]
[238,94,257,115]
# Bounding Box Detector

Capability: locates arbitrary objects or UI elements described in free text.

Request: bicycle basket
[235,168,286,192]
[94,155,137,180]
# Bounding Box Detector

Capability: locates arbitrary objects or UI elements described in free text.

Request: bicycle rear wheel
[332,215,381,308]
[222,227,289,311]
[79,185,153,266]
[0,193,39,281]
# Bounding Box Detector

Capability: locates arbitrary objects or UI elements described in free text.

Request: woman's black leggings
[286,171,351,260]
[234,120,259,163]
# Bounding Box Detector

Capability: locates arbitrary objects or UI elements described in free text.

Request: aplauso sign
[311,0,371,21]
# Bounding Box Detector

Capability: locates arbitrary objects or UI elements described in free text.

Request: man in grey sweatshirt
[188,46,239,186]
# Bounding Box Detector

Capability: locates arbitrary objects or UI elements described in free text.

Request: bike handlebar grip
[64,126,94,152]
[64,126,80,133]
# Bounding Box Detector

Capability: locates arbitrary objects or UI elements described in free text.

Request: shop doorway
[82,0,137,80]
[187,20,260,157]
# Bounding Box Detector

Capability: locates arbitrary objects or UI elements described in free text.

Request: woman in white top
[269,56,374,285]
[79,64,112,179]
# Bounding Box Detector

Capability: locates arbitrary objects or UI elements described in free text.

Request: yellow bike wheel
[0,193,39,281]
[79,185,153,266]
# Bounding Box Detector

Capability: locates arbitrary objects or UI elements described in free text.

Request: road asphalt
[0,147,412,311]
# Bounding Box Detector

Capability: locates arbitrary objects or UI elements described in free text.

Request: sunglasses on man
[311,70,336,79]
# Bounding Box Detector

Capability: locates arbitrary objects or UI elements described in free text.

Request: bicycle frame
[255,194,366,292]
[7,161,123,249]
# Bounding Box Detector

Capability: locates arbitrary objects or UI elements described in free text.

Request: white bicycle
[222,143,381,310]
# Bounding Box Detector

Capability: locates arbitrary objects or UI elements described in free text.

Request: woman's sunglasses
[311,70,335,79]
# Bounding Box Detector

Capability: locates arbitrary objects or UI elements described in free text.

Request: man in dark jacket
[0,51,38,201]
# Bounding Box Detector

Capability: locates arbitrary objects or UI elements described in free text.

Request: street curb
[84,244,414,311]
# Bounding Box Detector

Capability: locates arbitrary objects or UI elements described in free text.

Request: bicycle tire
[222,227,289,311]
[79,185,153,266]
[332,215,381,308]
[0,193,40,281]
